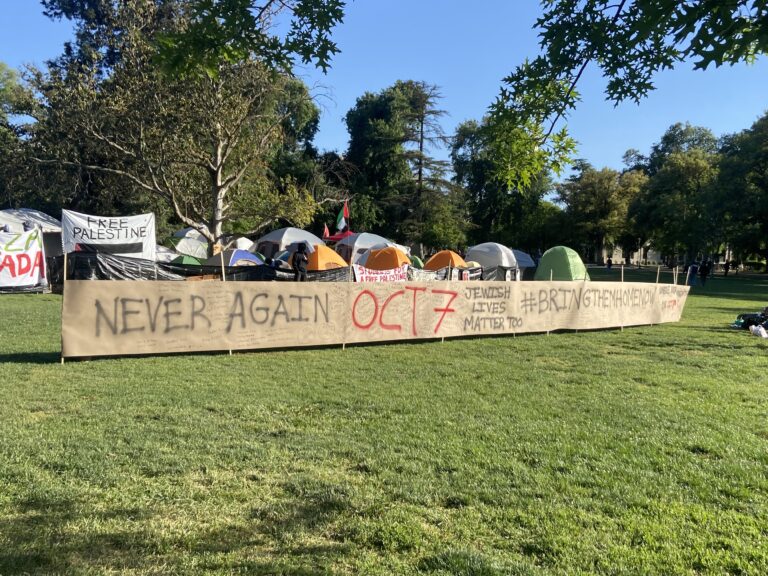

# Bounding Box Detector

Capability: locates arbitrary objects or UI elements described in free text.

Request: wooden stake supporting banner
[220,251,232,356]
[656,266,661,284]
[60,252,68,365]
[621,265,624,283]
[684,267,691,287]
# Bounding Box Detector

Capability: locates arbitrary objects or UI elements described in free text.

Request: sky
[2,1,767,174]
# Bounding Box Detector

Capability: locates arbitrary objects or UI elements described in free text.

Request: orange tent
[423,250,467,270]
[289,244,348,271]
[307,245,348,271]
[364,246,411,270]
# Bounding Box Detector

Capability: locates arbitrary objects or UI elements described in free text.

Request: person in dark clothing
[699,260,710,286]
[293,243,308,281]
[724,260,730,276]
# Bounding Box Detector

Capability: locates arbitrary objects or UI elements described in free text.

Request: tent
[203,249,264,267]
[512,249,536,269]
[467,243,517,268]
[335,232,395,264]
[254,227,325,259]
[171,254,203,265]
[169,236,208,259]
[323,229,355,243]
[360,246,411,270]
[1,208,61,232]
[534,246,590,281]
[155,245,178,263]
[0,209,64,257]
[424,250,467,271]
[289,245,347,271]
[233,236,254,251]
[0,211,26,233]
[173,227,206,241]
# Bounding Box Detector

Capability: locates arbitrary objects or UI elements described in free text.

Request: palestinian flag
[336,200,349,231]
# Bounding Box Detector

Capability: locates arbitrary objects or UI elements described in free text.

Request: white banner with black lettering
[62,210,156,260]
[0,229,46,288]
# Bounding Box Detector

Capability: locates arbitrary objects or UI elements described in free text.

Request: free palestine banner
[62,280,689,358]
[62,209,156,260]
[0,229,46,288]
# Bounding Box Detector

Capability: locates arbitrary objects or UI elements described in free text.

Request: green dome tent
[534,246,590,281]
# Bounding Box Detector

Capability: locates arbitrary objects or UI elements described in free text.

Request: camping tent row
[1,208,589,283]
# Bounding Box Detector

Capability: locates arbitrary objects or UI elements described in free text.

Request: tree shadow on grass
[0,480,353,575]
[0,351,61,364]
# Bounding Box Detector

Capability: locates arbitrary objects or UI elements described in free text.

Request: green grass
[1,271,767,575]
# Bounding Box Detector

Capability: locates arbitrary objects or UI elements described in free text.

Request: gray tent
[253,227,324,259]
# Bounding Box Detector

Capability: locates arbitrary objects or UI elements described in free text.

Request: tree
[490,0,768,188]
[345,80,465,250]
[30,1,322,250]
[556,161,637,262]
[451,119,554,251]
[152,0,345,77]
[632,149,719,261]
[717,112,768,266]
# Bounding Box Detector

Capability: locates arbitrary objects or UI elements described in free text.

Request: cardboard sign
[62,209,156,260]
[0,229,46,288]
[61,280,689,358]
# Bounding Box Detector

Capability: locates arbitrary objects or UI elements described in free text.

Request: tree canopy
[489,0,768,188]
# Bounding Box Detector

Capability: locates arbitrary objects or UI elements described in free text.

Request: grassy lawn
[1,271,767,575]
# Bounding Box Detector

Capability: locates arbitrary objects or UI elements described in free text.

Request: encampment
[534,246,590,281]
[254,227,325,259]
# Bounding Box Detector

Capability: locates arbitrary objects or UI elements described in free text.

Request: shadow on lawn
[0,482,352,575]
[0,351,60,364]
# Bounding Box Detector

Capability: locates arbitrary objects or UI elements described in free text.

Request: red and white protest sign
[353,263,409,282]
[0,229,46,288]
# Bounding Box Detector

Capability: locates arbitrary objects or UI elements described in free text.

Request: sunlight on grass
[0,272,767,574]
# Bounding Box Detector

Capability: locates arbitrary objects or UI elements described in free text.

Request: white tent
[173,227,206,241]
[466,242,519,280]
[335,232,395,264]
[170,236,208,259]
[155,245,178,263]
[233,236,254,251]
[0,211,25,233]
[253,227,324,259]
[1,208,61,232]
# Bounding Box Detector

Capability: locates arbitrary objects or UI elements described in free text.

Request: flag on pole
[322,223,330,238]
[336,200,349,231]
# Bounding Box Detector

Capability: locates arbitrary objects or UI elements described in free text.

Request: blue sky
[3,1,767,173]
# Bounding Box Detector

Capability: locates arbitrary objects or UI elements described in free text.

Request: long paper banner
[0,229,46,288]
[61,280,689,358]
[62,209,156,260]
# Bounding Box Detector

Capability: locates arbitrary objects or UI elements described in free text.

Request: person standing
[293,243,308,281]
[699,260,710,286]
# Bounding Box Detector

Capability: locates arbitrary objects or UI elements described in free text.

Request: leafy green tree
[153,0,345,77]
[30,1,322,250]
[451,119,554,251]
[345,80,464,250]
[557,161,635,262]
[632,149,719,261]
[490,0,767,189]
[717,112,768,266]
